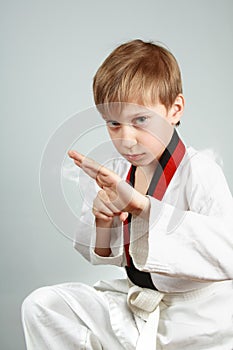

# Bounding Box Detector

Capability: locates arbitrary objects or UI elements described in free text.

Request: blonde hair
[93,39,183,112]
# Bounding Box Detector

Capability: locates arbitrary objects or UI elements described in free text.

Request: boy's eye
[106,121,121,129]
[132,116,149,127]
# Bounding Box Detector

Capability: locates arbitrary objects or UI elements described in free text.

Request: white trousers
[21,279,233,350]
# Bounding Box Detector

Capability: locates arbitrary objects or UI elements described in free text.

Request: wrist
[95,217,113,228]
[132,195,150,218]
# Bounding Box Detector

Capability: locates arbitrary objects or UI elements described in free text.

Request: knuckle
[98,189,108,201]
[92,206,97,214]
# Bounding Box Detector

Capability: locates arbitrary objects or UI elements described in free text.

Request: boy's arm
[130,157,233,282]
[69,150,149,265]
[94,218,112,257]
[74,191,125,266]
[71,159,122,263]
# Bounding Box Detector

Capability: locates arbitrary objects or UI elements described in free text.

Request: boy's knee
[21,286,59,323]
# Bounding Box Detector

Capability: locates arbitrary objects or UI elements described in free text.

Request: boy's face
[102,101,181,168]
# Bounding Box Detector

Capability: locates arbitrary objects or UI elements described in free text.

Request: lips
[124,153,145,161]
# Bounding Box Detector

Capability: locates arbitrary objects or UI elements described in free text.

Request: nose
[119,125,137,149]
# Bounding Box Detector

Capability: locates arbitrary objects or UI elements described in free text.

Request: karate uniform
[22,131,233,349]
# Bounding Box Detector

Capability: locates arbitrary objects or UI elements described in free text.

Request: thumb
[119,211,129,222]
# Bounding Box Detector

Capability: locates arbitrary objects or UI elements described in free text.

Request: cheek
[111,137,122,151]
[140,133,164,153]
[145,118,173,147]
[107,130,118,143]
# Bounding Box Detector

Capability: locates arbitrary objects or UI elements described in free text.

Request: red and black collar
[124,129,186,268]
[126,129,185,198]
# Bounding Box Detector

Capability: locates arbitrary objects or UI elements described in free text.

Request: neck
[134,144,167,193]
[134,161,158,195]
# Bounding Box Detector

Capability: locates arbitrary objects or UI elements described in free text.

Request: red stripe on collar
[123,132,186,267]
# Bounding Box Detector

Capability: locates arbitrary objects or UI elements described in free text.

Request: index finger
[68,150,85,167]
[68,150,109,181]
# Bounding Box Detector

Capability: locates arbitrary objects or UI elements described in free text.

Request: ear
[167,94,185,125]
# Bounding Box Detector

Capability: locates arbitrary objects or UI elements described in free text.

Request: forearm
[130,195,233,281]
[94,218,112,257]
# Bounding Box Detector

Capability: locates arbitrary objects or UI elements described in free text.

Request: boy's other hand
[68,150,149,219]
[93,189,129,223]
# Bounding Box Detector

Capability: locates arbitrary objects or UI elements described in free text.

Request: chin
[128,159,151,167]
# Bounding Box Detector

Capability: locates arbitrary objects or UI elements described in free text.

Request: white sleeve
[130,155,233,282]
[74,200,124,266]
[73,156,129,266]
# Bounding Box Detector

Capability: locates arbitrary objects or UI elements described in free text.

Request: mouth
[123,153,145,161]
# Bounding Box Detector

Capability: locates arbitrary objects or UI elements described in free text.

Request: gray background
[1,0,233,349]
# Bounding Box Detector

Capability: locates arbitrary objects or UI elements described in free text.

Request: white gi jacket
[74,145,233,349]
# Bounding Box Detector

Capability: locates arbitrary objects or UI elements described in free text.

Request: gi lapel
[123,129,186,286]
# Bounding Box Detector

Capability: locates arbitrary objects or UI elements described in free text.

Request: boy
[22,40,233,349]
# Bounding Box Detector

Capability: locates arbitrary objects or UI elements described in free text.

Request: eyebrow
[104,111,151,122]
